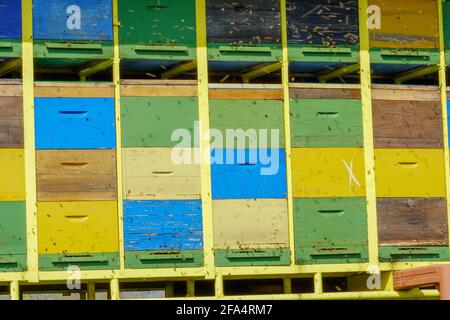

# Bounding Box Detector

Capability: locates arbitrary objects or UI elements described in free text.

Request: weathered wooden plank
[34,83,114,98]
[120,85,197,97]
[0,96,23,148]
[290,87,361,99]
[209,89,283,100]
[0,83,22,96]
[287,0,359,46]
[377,198,448,246]
[36,150,117,201]
[372,87,440,101]
[206,0,281,44]
[373,100,443,148]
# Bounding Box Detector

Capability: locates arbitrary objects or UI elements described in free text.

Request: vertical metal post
[22,0,38,282]
[280,0,296,267]
[314,273,323,294]
[358,0,379,267]
[112,0,125,271]
[110,278,120,300]
[10,281,20,300]
[196,0,215,279]
[438,0,450,257]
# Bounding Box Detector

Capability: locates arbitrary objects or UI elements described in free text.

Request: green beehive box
[444,0,450,63]
[294,198,369,264]
[0,202,27,272]
[121,96,199,148]
[119,0,197,61]
[290,99,363,148]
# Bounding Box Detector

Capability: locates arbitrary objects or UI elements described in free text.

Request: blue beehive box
[0,0,22,59]
[32,0,114,71]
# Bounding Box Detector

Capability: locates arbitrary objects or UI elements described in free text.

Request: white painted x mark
[342,159,362,188]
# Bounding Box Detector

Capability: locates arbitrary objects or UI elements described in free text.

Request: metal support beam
[79,59,113,81]
[187,280,195,297]
[110,278,120,300]
[394,65,440,84]
[0,58,22,77]
[241,62,283,83]
[283,278,292,294]
[319,63,360,83]
[161,60,197,79]
[10,281,20,300]
[87,282,96,300]
[359,0,379,267]
[314,273,323,294]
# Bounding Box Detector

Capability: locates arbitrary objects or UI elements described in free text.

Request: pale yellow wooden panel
[37,201,119,254]
[122,147,201,200]
[213,199,289,249]
[292,148,366,198]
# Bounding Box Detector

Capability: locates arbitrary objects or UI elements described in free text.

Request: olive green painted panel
[208,43,282,62]
[34,40,113,59]
[39,252,120,271]
[0,200,26,272]
[288,45,359,63]
[214,248,290,267]
[118,0,196,59]
[125,250,204,269]
[0,39,22,58]
[210,99,284,149]
[445,1,450,62]
[370,48,440,65]
[294,198,368,264]
[0,202,26,255]
[290,99,363,148]
[379,246,449,262]
[121,97,199,147]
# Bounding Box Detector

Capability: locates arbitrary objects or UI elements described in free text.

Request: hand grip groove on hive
[397,161,419,168]
[56,255,108,263]
[138,253,194,261]
[317,209,345,217]
[218,46,272,54]
[226,251,282,259]
[64,215,89,222]
[316,112,339,118]
[60,162,89,167]
[45,42,103,50]
[58,111,88,116]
